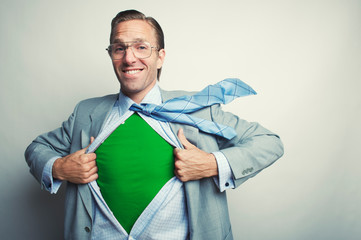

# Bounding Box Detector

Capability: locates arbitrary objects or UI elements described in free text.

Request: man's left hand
[174,128,218,182]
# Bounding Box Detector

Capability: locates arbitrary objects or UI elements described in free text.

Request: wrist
[52,157,64,180]
[207,153,218,177]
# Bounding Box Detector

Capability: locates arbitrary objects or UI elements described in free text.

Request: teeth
[125,70,141,74]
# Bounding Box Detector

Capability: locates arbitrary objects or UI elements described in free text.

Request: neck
[121,81,157,104]
[125,92,146,104]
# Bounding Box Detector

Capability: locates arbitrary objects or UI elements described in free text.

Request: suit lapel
[89,94,118,139]
[161,88,204,235]
[160,89,199,147]
[78,94,118,219]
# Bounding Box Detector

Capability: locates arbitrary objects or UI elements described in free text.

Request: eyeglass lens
[109,42,152,59]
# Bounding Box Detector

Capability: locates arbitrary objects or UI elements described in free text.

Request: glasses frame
[106,41,159,60]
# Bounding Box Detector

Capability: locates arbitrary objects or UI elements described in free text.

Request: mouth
[122,68,143,75]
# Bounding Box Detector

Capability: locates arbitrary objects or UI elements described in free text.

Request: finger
[84,159,97,170]
[177,128,194,149]
[174,158,182,169]
[174,169,180,179]
[174,148,189,161]
[79,173,98,184]
[80,136,96,154]
[87,165,98,175]
[81,152,97,163]
[87,173,98,182]
[174,169,188,182]
[85,136,95,150]
[174,169,182,181]
[173,148,182,158]
[87,152,97,161]
[77,165,98,183]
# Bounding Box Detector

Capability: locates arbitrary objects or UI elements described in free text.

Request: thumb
[177,128,194,149]
[81,136,95,153]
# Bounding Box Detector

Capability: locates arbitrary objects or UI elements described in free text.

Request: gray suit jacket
[25,89,284,240]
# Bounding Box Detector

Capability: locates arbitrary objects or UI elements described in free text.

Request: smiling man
[110,19,165,103]
[25,10,284,240]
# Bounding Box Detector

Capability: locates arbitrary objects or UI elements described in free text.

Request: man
[25,9,283,240]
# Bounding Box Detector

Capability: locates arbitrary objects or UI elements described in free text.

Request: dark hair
[110,10,165,80]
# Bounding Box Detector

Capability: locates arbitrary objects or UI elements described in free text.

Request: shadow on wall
[17,181,66,240]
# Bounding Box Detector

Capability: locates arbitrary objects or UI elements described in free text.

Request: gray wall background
[1,0,360,239]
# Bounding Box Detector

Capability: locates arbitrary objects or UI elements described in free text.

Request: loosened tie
[129,78,256,140]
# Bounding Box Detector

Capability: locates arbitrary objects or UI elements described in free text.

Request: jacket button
[85,227,91,233]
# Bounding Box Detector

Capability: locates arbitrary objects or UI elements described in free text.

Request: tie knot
[142,106,152,116]
[130,103,155,116]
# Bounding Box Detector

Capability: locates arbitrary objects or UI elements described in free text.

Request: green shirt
[96,113,174,233]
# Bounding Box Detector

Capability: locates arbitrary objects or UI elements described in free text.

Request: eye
[113,44,125,53]
[134,43,149,51]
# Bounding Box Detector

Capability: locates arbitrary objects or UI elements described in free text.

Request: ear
[157,49,166,69]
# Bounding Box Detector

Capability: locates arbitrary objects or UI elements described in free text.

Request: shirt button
[225,182,229,187]
[84,227,91,233]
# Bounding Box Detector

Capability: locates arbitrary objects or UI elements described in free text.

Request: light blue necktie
[129,78,256,140]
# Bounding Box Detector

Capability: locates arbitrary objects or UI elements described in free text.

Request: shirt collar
[116,82,162,116]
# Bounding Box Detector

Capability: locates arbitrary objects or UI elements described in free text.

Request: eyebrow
[112,38,147,44]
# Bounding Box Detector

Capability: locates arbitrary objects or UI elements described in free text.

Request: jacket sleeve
[210,104,284,188]
[24,103,79,186]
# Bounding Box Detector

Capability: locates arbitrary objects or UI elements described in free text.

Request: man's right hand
[52,137,98,184]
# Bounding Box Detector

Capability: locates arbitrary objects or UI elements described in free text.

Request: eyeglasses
[106,41,158,60]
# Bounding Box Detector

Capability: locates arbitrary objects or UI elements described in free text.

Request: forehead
[111,20,157,44]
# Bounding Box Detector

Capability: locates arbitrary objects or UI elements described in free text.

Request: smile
[123,69,142,75]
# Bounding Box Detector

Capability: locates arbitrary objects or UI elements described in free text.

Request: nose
[123,47,137,64]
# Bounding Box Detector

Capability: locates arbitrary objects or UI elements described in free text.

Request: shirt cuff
[212,151,235,192]
[41,156,63,194]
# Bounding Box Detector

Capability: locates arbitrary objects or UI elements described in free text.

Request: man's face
[110,20,165,103]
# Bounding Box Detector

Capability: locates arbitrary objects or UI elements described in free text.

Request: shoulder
[160,88,223,120]
[78,93,118,105]
[160,89,197,101]
[76,93,118,109]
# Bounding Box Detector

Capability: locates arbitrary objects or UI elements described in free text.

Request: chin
[121,84,144,94]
